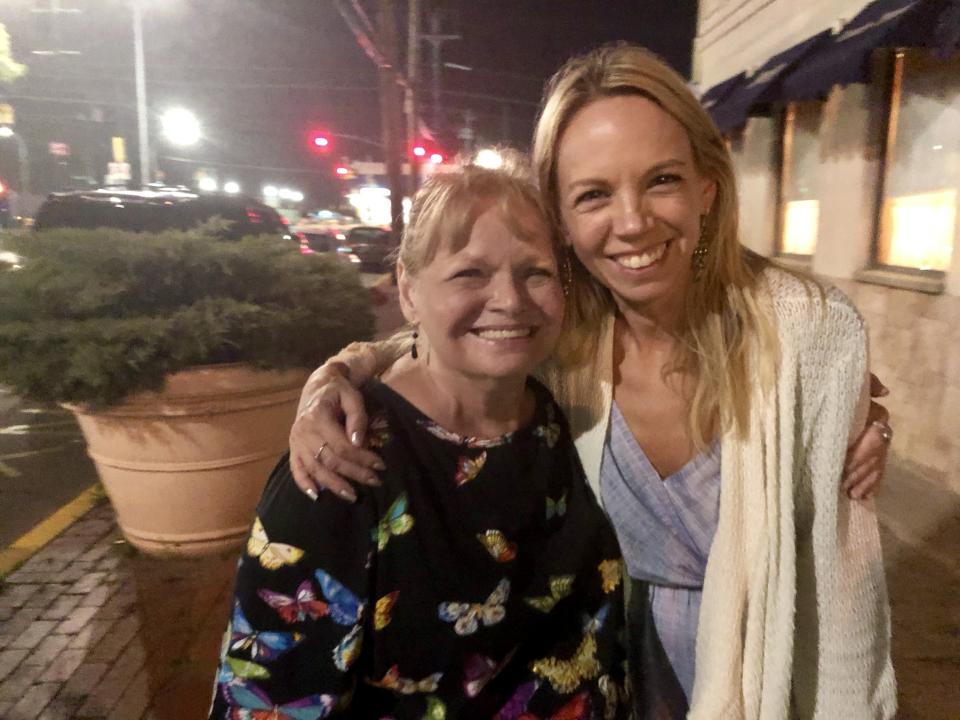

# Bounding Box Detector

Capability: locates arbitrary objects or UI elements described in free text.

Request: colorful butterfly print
[313,569,365,626]
[423,695,446,720]
[333,623,363,672]
[531,633,601,694]
[476,529,517,563]
[518,691,591,720]
[493,680,539,720]
[597,559,623,594]
[225,656,271,681]
[230,602,304,662]
[524,575,574,613]
[545,493,567,520]
[247,517,305,571]
[455,451,487,486]
[598,675,625,720]
[581,602,610,635]
[220,679,335,719]
[418,420,512,448]
[371,493,415,551]
[366,665,443,694]
[463,648,516,698]
[367,412,392,449]
[258,580,329,624]
[374,591,399,631]
[438,578,510,636]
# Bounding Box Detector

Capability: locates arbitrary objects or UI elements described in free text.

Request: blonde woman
[211,164,628,719]
[288,45,895,718]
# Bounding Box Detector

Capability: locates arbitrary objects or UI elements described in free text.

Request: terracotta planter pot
[65,364,311,558]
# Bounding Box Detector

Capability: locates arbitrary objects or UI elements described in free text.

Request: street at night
[0,1,959,718]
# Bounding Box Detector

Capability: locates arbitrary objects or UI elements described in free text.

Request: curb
[0,483,103,577]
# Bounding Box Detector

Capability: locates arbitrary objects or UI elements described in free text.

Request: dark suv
[34,188,295,242]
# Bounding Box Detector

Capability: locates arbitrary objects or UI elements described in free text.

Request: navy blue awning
[709,30,832,132]
[780,0,924,100]
[699,72,746,114]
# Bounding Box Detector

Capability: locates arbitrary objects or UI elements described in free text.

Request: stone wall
[836,280,960,495]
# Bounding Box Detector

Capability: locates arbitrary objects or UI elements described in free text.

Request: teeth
[474,328,532,339]
[616,242,667,269]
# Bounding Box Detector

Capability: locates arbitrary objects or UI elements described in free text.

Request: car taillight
[245,208,263,224]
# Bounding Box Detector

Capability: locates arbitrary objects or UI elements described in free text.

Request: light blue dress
[600,401,721,718]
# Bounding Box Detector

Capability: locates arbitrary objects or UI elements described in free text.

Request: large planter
[66,364,311,558]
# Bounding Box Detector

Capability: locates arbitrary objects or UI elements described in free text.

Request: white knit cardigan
[541,267,896,719]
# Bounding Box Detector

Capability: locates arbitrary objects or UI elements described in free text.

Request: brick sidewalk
[0,502,236,720]
[0,460,957,719]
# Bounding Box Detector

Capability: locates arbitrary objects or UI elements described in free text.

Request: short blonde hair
[399,153,558,276]
[532,43,776,446]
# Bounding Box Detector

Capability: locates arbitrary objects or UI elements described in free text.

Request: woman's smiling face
[556,94,717,314]
[399,201,564,383]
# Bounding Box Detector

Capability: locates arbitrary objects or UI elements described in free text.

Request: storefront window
[778,101,822,256]
[878,49,959,272]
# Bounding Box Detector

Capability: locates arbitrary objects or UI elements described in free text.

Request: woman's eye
[574,189,606,206]
[651,173,682,187]
[525,267,555,280]
[451,268,483,280]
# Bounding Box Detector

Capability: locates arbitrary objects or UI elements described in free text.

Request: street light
[161,108,201,147]
[474,148,503,170]
[223,181,240,194]
[197,176,217,192]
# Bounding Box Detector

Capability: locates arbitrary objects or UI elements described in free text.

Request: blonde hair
[532,43,777,446]
[399,152,559,276]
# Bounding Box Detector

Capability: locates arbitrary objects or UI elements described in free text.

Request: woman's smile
[609,238,672,273]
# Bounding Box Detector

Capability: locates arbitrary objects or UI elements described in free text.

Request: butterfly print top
[210,378,628,720]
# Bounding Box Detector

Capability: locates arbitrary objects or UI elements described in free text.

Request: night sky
[0,0,696,203]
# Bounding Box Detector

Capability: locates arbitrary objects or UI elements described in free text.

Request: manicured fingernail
[373,460,386,471]
[350,431,362,446]
[339,489,357,502]
[366,475,381,486]
[305,488,319,502]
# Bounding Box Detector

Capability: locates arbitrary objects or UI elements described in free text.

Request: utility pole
[421,8,459,136]
[405,0,421,194]
[132,0,150,187]
[376,0,405,246]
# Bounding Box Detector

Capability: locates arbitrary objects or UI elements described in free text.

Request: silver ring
[872,420,893,443]
[315,443,329,462]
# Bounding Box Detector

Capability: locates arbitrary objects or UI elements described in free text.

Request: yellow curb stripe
[0,484,102,577]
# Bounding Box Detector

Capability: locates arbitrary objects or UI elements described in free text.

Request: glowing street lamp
[161,108,201,147]
[197,176,217,192]
[263,185,279,199]
[223,181,241,194]
[474,148,503,170]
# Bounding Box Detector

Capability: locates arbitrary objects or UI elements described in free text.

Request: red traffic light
[411,145,426,158]
[429,152,444,164]
[308,130,332,153]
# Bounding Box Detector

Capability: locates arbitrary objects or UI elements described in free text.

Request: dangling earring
[561,248,574,298]
[410,328,419,360]
[691,214,710,282]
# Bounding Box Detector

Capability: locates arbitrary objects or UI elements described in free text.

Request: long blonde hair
[532,43,777,446]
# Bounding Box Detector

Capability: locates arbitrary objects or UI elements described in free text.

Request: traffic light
[411,144,426,158]
[308,130,331,154]
[335,164,355,179]
[429,152,444,165]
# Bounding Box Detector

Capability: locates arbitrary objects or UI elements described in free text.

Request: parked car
[338,225,394,272]
[290,219,361,266]
[34,188,295,243]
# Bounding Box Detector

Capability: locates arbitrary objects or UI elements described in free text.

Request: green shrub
[0,228,375,407]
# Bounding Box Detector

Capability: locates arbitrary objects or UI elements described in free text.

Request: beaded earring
[691,214,710,281]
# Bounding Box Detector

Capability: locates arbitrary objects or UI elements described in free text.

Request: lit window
[778,101,823,256]
[879,189,956,271]
[877,50,958,272]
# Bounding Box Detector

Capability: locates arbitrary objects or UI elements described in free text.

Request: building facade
[694,0,960,499]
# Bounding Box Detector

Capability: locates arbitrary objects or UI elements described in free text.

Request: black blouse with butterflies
[210,378,629,720]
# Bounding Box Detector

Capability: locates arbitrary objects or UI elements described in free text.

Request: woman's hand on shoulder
[842,374,893,500]
[289,362,383,503]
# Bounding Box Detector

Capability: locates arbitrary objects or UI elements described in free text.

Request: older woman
[288,45,895,719]
[210,163,628,719]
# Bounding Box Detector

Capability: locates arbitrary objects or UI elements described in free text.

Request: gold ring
[315,443,329,462]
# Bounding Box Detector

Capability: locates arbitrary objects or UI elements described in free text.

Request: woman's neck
[613,292,684,351]
[383,361,533,439]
